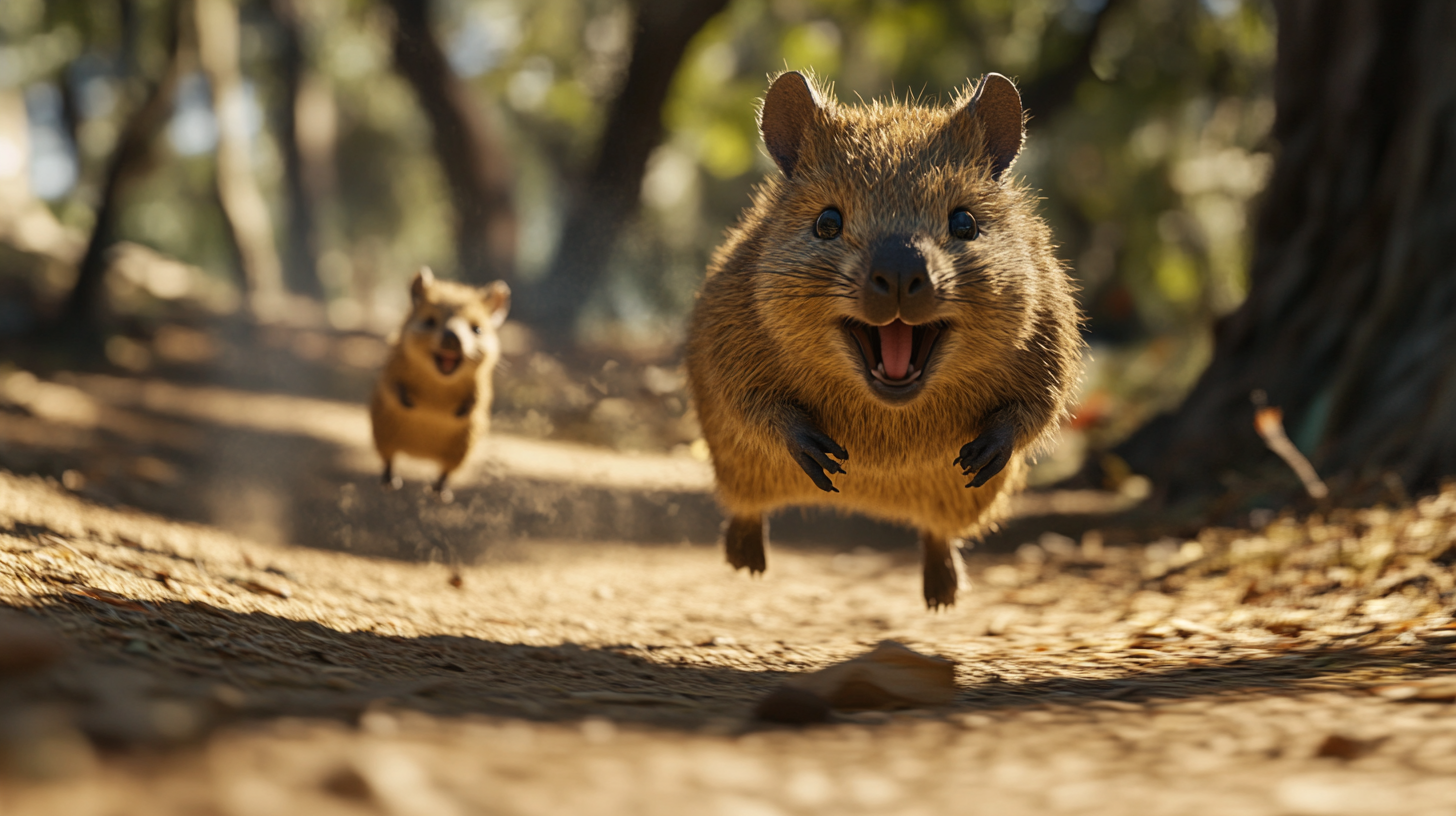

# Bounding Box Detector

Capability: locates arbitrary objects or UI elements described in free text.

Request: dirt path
[3,460,1456,815]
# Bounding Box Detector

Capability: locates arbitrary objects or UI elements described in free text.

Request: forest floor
[2,327,1456,815]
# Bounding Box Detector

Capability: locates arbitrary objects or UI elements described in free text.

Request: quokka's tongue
[880,320,914,380]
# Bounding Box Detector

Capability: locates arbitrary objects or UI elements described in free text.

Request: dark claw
[802,444,846,477]
[787,421,847,493]
[794,451,840,492]
[956,419,1016,488]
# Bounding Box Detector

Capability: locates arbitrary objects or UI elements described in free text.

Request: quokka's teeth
[876,362,885,374]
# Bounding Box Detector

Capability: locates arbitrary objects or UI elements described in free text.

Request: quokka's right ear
[760,70,824,179]
[410,266,435,305]
[953,73,1025,182]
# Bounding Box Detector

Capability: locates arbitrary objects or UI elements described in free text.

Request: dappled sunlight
[6,0,1456,811]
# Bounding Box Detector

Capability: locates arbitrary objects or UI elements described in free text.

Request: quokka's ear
[480,280,511,329]
[410,266,435,305]
[760,71,824,179]
[954,73,1025,181]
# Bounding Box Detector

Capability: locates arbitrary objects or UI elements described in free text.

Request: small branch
[1253,398,1328,500]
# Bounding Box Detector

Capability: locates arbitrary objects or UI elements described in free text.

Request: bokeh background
[0,0,1276,487]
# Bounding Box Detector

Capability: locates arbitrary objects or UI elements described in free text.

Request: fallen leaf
[755,641,956,723]
[1370,675,1456,701]
[73,587,151,612]
[233,579,291,599]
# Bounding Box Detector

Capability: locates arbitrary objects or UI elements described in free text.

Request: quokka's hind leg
[381,457,402,489]
[920,531,960,610]
[432,470,455,504]
[725,514,767,574]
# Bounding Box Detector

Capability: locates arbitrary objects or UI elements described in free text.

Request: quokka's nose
[440,329,463,352]
[861,235,935,324]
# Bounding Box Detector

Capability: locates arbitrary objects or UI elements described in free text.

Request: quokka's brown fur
[686,71,1083,608]
[370,267,510,498]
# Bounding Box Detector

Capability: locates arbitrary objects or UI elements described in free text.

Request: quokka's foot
[382,463,403,490]
[725,514,767,574]
[433,473,454,504]
[920,531,959,610]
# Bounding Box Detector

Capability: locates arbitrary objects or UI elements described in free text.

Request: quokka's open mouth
[434,350,462,376]
[843,318,944,398]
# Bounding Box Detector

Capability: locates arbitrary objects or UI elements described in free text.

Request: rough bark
[197,0,286,315]
[1118,0,1456,499]
[385,0,516,286]
[522,0,730,340]
[266,0,325,299]
[53,0,189,339]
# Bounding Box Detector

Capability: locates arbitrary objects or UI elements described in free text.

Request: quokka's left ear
[410,266,435,304]
[480,280,511,328]
[760,70,826,180]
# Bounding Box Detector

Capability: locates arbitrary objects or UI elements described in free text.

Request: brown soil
[2,355,1456,815]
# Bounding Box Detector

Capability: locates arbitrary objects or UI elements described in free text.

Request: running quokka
[686,71,1083,608]
[370,267,510,501]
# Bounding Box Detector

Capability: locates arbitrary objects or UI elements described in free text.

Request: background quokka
[686,71,1084,608]
[371,267,510,501]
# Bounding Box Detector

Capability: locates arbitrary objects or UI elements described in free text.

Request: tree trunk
[1117,0,1456,501]
[522,0,730,341]
[52,0,189,341]
[197,0,287,317]
[385,0,516,286]
[266,0,325,299]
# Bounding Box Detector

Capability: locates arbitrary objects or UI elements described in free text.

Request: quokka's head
[744,71,1057,407]
[400,267,510,379]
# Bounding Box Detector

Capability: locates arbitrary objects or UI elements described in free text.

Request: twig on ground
[1251,393,1328,499]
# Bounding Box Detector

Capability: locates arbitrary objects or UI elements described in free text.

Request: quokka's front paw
[786,420,848,493]
[954,419,1016,488]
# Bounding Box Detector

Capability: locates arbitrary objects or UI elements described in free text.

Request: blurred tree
[1016,0,1128,123]
[523,0,730,339]
[53,0,189,341]
[197,0,286,314]
[1118,0,1456,499]
[265,0,326,299]
[385,0,517,286]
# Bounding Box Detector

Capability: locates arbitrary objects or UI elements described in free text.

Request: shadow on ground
[3,571,1435,752]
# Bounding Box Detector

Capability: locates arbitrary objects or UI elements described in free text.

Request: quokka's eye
[470,324,481,335]
[814,208,843,240]
[423,316,438,329]
[950,208,979,241]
